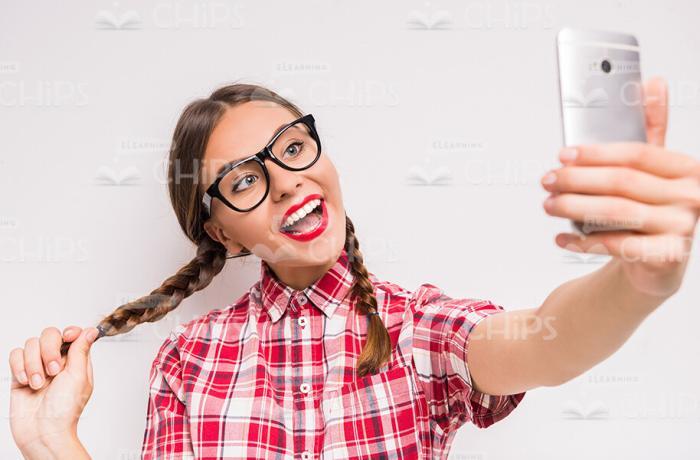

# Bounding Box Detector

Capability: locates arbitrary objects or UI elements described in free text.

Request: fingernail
[30,373,43,388]
[17,371,28,384]
[560,147,578,162]
[541,172,557,185]
[47,360,60,376]
[86,328,98,343]
[559,232,582,242]
[544,196,555,210]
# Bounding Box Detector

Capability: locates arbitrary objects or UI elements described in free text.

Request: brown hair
[62,82,391,377]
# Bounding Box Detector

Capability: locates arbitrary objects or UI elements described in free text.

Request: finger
[556,231,692,266]
[9,348,29,387]
[39,327,64,377]
[542,166,700,207]
[643,76,669,146]
[66,327,99,377]
[543,193,696,235]
[22,338,46,390]
[59,326,83,357]
[559,143,700,180]
[63,325,81,341]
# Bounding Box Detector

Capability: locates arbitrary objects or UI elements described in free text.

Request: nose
[266,159,303,203]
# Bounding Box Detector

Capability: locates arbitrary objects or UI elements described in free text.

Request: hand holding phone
[555,28,647,234]
[549,29,699,296]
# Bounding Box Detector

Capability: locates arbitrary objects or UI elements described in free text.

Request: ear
[202,220,219,244]
[643,76,669,147]
[203,220,246,254]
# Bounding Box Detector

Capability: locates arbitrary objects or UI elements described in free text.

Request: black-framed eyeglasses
[201,113,322,219]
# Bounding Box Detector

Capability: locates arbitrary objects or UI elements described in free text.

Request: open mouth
[280,198,324,235]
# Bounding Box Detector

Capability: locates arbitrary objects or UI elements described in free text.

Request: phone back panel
[556,28,647,145]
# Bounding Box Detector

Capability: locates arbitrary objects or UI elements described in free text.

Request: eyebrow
[214,121,292,177]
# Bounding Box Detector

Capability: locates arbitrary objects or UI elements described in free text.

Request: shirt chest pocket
[321,364,423,459]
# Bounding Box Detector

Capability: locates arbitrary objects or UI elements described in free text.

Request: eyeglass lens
[217,120,319,211]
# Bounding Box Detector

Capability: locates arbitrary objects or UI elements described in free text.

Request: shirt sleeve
[141,333,196,460]
[410,283,526,434]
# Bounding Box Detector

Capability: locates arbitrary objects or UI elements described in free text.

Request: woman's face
[201,100,346,289]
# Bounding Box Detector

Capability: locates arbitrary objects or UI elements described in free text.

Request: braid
[59,234,227,356]
[345,214,392,377]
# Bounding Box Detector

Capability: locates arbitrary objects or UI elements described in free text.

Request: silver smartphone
[555,27,647,234]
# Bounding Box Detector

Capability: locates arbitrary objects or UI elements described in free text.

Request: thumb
[65,327,98,377]
[86,353,94,387]
[643,76,669,146]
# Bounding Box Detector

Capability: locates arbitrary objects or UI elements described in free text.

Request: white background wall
[2,0,699,458]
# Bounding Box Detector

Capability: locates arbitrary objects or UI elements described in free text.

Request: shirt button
[297,293,307,305]
[300,382,310,394]
[301,451,312,460]
[297,316,307,328]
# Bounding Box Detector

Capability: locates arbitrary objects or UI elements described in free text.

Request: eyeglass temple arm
[202,192,213,216]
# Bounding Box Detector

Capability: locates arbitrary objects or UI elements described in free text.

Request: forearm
[534,257,670,385]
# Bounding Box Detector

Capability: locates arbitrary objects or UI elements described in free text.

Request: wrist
[608,259,672,314]
[40,429,90,460]
[17,437,55,460]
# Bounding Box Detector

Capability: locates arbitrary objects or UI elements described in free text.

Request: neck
[266,251,341,291]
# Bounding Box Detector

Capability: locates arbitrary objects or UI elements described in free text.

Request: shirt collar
[259,248,355,323]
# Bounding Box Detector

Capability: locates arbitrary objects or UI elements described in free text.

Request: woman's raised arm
[466,78,699,396]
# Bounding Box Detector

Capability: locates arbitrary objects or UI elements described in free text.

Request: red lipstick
[279,196,328,242]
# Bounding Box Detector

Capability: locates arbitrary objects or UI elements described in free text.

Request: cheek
[317,160,342,203]
[248,214,277,239]
[219,213,262,244]
[317,160,344,234]
[329,199,346,243]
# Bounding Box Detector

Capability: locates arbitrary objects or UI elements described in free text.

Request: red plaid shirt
[141,247,526,459]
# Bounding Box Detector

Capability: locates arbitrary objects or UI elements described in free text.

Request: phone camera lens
[601,59,612,73]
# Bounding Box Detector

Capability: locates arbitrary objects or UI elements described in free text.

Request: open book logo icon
[561,241,610,264]
[406,165,452,186]
[95,165,141,186]
[563,88,609,108]
[250,244,302,264]
[407,9,452,30]
[561,400,610,420]
[95,9,142,30]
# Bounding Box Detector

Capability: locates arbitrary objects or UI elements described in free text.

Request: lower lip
[280,200,329,242]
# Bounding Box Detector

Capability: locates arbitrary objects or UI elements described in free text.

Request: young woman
[9,80,700,459]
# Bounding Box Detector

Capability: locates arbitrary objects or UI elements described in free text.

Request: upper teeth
[281,199,321,229]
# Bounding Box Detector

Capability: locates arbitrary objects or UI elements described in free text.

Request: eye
[232,174,258,193]
[284,141,303,158]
